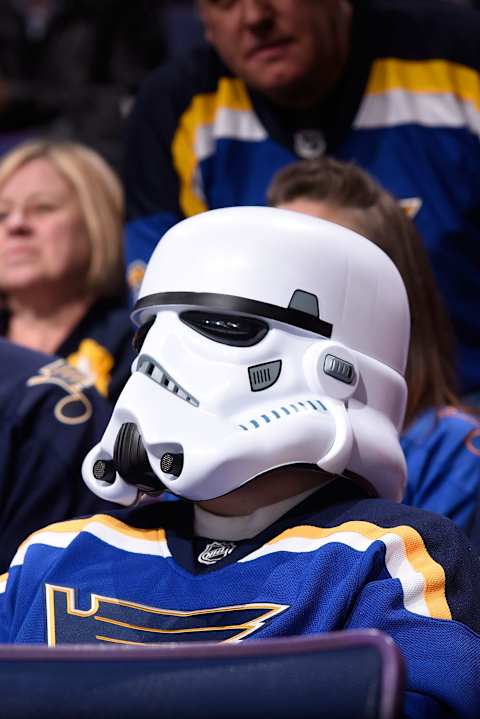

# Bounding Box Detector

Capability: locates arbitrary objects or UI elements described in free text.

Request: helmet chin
[82,207,410,505]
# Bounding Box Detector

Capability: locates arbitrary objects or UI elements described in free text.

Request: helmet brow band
[134,292,333,339]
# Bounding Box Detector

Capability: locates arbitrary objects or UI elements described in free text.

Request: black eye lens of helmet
[180,311,268,347]
[132,316,155,355]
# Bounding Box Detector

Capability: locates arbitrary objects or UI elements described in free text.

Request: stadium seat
[0,629,405,719]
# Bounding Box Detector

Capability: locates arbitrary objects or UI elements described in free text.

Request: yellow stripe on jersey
[11,514,169,568]
[0,572,7,594]
[366,58,480,109]
[172,77,264,217]
[355,58,480,133]
[240,521,451,621]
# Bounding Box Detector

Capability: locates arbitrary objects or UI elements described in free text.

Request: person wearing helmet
[1,207,479,717]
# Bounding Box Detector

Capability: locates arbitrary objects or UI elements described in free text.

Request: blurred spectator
[0,140,135,403]
[471,497,480,550]
[124,0,480,400]
[268,156,480,538]
[448,0,479,7]
[0,338,115,572]
[162,0,205,59]
[0,0,167,169]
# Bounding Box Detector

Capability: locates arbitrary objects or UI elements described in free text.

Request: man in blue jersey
[124,0,480,396]
[1,207,479,719]
[0,339,115,571]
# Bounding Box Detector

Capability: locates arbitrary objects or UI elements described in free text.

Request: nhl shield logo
[294,129,326,159]
[198,541,236,565]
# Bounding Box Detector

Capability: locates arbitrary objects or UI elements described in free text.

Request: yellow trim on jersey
[366,58,480,111]
[256,522,450,621]
[12,514,168,568]
[11,514,450,623]
[67,339,114,398]
[172,77,253,217]
[20,514,167,544]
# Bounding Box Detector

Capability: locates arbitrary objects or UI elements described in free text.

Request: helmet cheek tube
[316,398,353,476]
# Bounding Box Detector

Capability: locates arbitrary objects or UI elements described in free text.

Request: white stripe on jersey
[195,108,267,162]
[354,90,480,136]
[239,529,430,617]
[9,519,171,572]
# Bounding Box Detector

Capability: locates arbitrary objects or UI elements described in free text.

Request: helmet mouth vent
[137,355,199,407]
[238,399,327,431]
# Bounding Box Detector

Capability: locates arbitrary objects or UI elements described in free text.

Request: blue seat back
[0,629,404,719]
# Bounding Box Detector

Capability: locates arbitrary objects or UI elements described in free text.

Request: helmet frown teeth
[136,354,199,407]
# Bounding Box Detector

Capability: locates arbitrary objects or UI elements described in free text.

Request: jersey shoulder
[402,405,479,442]
[12,501,187,561]
[305,490,480,629]
[136,44,235,120]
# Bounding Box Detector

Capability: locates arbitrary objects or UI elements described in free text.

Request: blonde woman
[0,140,135,402]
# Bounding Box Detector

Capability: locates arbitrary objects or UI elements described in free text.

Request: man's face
[198,0,352,106]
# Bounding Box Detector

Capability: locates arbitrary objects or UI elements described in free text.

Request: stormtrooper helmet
[82,206,410,505]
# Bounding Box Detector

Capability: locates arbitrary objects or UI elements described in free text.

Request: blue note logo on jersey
[27,359,93,425]
[45,584,289,646]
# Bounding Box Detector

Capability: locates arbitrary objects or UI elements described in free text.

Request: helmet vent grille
[248,360,282,392]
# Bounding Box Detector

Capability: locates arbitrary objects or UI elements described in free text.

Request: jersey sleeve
[0,570,15,643]
[0,527,76,644]
[344,512,480,718]
[123,46,230,297]
[470,499,480,550]
[0,363,115,572]
[123,64,187,296]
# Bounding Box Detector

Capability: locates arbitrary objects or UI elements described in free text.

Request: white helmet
[83,207,410,505]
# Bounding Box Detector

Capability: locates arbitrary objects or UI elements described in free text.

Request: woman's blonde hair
[268,156,461,427]
[0,139,126,300]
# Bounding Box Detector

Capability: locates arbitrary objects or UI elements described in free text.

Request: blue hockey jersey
[0,339,115,571]
[124,0,480,393]
[0,298,135,403]
[1,481,479,719]
[402,406,480,538]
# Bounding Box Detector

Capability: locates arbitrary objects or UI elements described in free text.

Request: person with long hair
[268,156,480,537]
[0,139,135,402]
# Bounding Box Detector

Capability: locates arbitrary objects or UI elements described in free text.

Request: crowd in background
[0,0,480,717]
[0,2,478,526]
[0,0,203,168]
[0,0,478,550]
[0,1,479,713]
